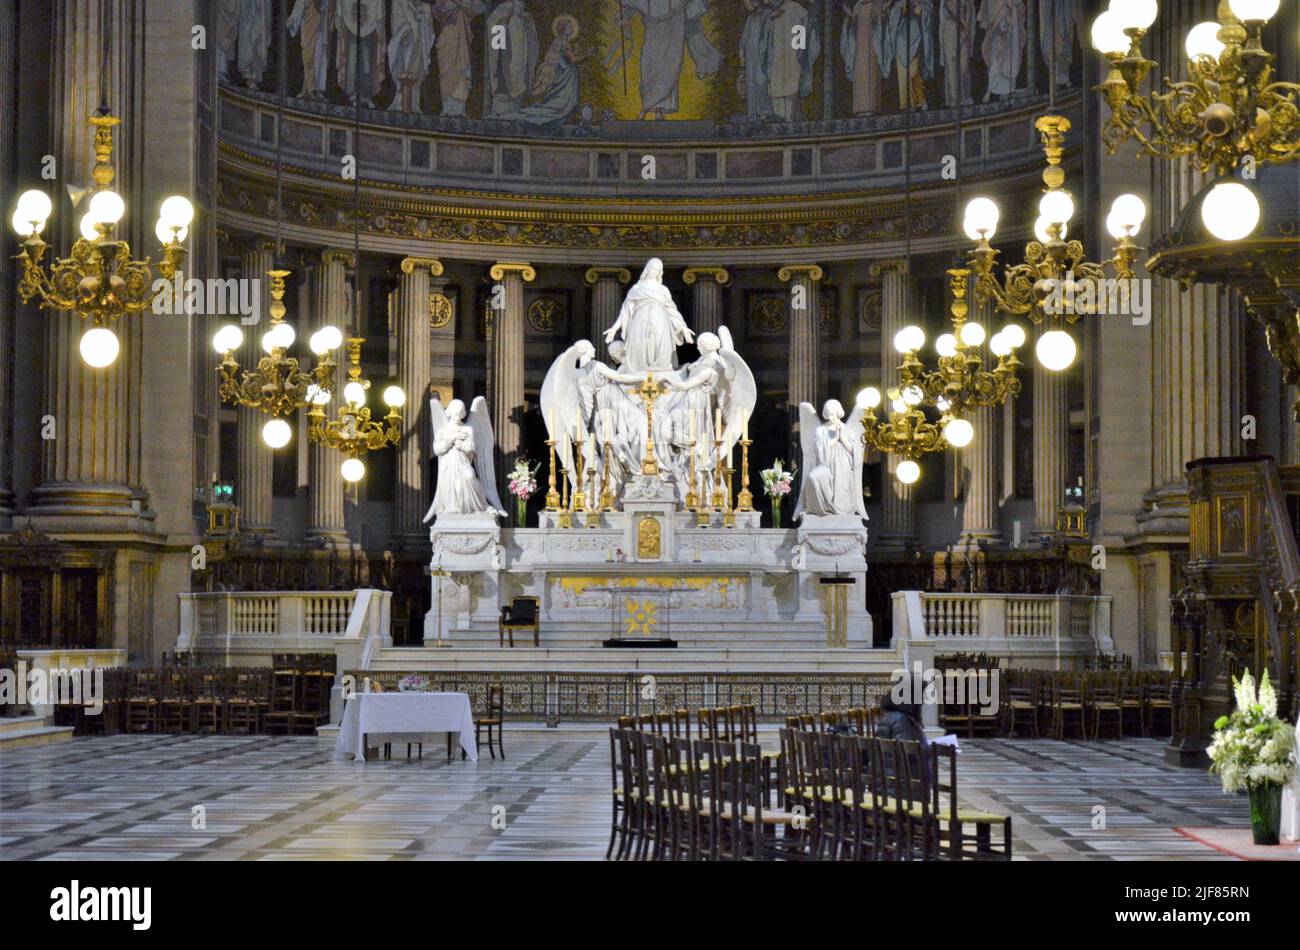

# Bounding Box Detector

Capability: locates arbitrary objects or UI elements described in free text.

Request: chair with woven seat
[498,596,539,647]
[475,682,505,760]
[1003,684,1040,738]
[1119,682,1147,736]
[124,671,159,733]
[609,728,635,860]
[157,671,188,733]
[931,742,1012,860]
[1051,686,1086,739]
[1089,684,1123,739]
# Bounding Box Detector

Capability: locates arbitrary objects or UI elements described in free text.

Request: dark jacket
[875,708,927,745]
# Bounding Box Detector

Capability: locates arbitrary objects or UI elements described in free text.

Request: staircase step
[0,716,75,750]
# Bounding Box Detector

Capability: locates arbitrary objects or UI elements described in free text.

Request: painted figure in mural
[938,0,975,107]
[336,0,387,107]
[767,0,820,121]
[287,0,333,99]
[880,0,934,111]
[615,0,722,120]
[979,0,1025,102]
[605,258,695,374]
[486,0,539,117]
[839,0,885,116]
[739,0,777,120]
[433,0,485,116]
[215,0,241,83]
[1039,0,1079,89]
[794,399,867,521]
[387,0,437,112]
[518,15,590,128]
[238,0,274,89]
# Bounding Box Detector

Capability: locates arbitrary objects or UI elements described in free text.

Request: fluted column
[584,266,631,349]
[871,260,916,547]
[234,242,276,535]
[395,256,441,547]
[490,262,535,495]
[0,0,14,523]
[960,297,1003,546]
[1032,324,1070,536]
[682,267,730,336]
[307,249,353,544]
[779,264,823,410]
[26,0,141,522]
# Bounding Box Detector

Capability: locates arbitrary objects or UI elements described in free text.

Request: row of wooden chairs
[783,707,882,736]
[615,705,761,743]
[1001,670,1174,739]
[609,726,1012,861]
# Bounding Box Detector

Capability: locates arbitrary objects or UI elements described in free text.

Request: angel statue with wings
[793,398,867,522]
[660,327,757,491]
[423,396,506,520]
[541,339,647,498]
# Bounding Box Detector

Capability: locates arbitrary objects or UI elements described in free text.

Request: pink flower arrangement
[508,460,539,499]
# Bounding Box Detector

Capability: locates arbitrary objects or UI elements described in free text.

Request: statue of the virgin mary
[604,258,694,373]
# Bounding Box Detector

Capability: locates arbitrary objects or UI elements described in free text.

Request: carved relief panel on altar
[637,516,661,560]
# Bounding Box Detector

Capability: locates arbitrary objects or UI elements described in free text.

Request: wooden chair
[609,729,635,860]
[931,742,1012,861]
[190,671,225,734]
[1147,682,1173,736]
[1119,682,1148,736]
[224,669,262,734]
[124,672,159,733]
[474,683,505,760]
[498,596,540,647]
[157,671,188,733]
[1051,686,1086,739]
[263,670,301,736]
[1089,684,1123,739]
[737,741,808,861]
[1004,684,1040,738]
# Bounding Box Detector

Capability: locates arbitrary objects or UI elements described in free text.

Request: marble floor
[0,731,1250,861]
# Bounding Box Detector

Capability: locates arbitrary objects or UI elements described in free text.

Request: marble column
[489,262,535,495]
[25,0,142,524]
[584,267,631,348]
[960,297,1004,546]
[1032,323,1070,536]
[871,260,916,547]
[682,267,730,336]
[0,0,14,523]
[395,256,442,548]
[305,249,353,545]
[235,242,277,535]
[779,264,823,410]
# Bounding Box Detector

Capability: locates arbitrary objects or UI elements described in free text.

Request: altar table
[334,692,478,762]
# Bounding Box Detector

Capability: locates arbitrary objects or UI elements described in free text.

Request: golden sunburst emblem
[625,598,658,636]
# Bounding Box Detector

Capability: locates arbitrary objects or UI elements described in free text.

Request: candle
[604,411,612,442]
[727,445,733,467]
[549,408,555,438]
[742,413,749,442]
[715,408,722,436]
[690,409,697,443]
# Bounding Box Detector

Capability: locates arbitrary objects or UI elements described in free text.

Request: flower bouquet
[1207,668,1297,844]
[507,459,539,527]
[761,459,797,528]
[397,674,430,693]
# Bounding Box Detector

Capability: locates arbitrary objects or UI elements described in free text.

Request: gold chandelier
[858,269,1025,485]
[307,338,404,483]
[11,113,193,368]
[962,114,1148,371]
[212,269,343,446]
[1093,0,1298,176]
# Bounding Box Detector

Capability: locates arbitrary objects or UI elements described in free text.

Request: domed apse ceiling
[217,0,1084,139]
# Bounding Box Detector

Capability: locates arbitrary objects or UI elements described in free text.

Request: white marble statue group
[424,258,867,525]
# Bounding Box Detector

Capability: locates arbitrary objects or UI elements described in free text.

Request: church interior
[1,0,1299,880]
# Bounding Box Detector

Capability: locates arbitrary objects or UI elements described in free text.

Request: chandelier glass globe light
[1200,181,1261,241]
[896,460,921,485]
[341,458,366,483]
[1036,330,1078,372]
[79,326,120,368]
[262,418,292,449]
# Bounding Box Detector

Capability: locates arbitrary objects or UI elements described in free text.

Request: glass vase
[1248,783,1282,845]
[771,496,782,529]
[515,496,527,528]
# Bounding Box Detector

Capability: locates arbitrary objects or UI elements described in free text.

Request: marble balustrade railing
[178,590,391,667]
[893,592,1114,672]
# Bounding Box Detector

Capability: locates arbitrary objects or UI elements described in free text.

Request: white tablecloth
[333,692,478,762]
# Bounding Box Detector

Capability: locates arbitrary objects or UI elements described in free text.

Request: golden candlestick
[684,437,700,510]
[558,466,572,528]
[599,440,615,511]
[572,433,587,513]
[736,437,754,511]
[711,437,726,509]
[636,376,666,477]
[585,466,600,528]
[723,466,737,528]
[544,436,560,509]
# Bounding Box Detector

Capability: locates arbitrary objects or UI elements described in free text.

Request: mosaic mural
[217,0,1082,137]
